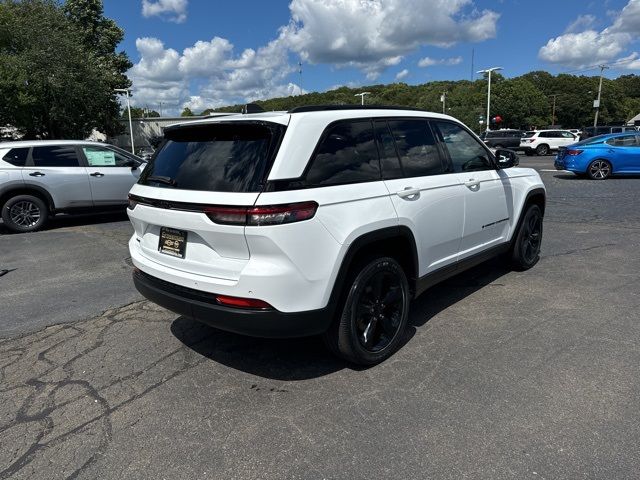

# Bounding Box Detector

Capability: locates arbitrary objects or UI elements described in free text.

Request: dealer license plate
[158,227,187,258]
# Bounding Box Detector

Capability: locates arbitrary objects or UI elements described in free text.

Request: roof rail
[287,105,431,114]
[242,103,265,114]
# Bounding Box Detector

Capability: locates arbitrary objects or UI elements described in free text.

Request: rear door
[433,121,510,258]
[80,144,142,206]
[22,145,92,209]
[378,118,465,274]
[128,121,285,280]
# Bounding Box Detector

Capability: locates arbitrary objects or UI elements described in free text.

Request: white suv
[128,106,546,365]
[520,129,577,156]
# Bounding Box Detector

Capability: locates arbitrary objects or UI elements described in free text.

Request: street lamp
[477,67,502,132]
[114,88,135,155]
[354,92,371,105]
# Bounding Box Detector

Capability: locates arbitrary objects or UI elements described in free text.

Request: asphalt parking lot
[1,155,639,479]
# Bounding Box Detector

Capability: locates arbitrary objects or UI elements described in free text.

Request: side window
[305,120,380,187]
[373,120,403,179]
[82,146,132,167]
[538,132,550,138]
[606,136,637,147]
[2,148,29,166]
[434,121,494,173]
[32,146,80,167]
[386,119,444,178]
[561,132,574,138]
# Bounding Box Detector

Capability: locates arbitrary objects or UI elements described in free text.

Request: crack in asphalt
[0,301,216,480]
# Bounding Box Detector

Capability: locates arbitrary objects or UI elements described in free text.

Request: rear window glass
[523,131,535,138]
[139,123,284,192]
[2,147,29,166]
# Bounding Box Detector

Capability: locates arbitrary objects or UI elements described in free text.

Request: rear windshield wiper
[146,175,177,187]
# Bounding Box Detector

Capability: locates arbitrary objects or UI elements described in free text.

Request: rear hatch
[520,131,536,146]
[128,119,287,281]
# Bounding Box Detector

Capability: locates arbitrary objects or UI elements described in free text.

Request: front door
[432,121,510,260]
[80,145,142,206]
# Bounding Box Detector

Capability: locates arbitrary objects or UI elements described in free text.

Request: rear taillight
[215,294,273,310]
[205,201,318,226]
[566,149,583,156]
[127,194,138,210]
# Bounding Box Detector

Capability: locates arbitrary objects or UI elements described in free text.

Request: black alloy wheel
[587,159,612,180]
[511,204,543,270]
[2,194,48,233]
[323,257,410,365]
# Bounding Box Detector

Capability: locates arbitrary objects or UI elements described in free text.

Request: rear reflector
[215,294,273,310]
[566,149,583,156]
[205,201,318,226]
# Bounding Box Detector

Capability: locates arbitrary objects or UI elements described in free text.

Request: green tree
[181,107,194,117]
[0,0,131,139]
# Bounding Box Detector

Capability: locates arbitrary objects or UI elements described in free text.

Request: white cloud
[418,56,463,67]
[130,0,498,111]
[565,14,596,33]
[539,0,640,67]
[280,0,497,77]
[142,0,188,23]
[395,69,409,80]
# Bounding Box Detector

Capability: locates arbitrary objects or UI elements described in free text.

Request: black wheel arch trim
[325,226,419,315]
[0,184,55,212]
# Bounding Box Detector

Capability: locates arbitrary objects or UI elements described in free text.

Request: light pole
[477,67,502,131]
[594,64,609,127]
[440,91,447,114]
[114,88,135,155]
[354,92,371,105]
[549,94,560,127]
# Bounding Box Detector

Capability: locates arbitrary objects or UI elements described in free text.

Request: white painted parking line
[541,169,565,172]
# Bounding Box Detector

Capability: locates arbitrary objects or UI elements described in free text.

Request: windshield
[138,122,285,192]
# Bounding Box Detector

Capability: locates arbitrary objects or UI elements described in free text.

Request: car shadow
[554,173,639,180]
[170,257,510,381]
[0,210,129,234]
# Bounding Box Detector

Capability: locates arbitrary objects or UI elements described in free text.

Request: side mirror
[125,159,138,170]
[495,148,519,169]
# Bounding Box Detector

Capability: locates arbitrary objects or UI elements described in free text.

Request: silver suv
[0,140,144,232]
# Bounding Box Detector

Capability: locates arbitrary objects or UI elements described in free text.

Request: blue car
[554,132,640,179]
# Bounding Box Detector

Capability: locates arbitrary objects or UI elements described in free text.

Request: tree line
[207,72,640,132]
[0,0,131,139]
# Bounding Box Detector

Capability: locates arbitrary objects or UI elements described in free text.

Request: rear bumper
[133,269,333,338]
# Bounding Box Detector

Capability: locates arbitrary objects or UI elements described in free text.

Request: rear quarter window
[304,120,380,187]
[2,148,29,166]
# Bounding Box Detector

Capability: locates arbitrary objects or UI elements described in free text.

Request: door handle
[28,172,45,177]
[464,178,480,188]
[397,187,420,199]
[90,172,104,177]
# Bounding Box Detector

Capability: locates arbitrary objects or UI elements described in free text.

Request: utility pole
[440,91,446,114]
[470,48,474,81]
[159,102,164,117]
[594,64,609,127]
[549,94,560,127]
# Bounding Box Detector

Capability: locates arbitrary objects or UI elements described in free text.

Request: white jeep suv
[128,106,546,365]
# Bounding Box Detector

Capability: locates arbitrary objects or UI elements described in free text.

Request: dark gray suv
[480,129,524,150]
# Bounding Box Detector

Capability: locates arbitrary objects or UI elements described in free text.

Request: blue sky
[102,0,640,114]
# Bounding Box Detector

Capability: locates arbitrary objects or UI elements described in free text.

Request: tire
[1,194,49,233]
[587,159,612,180]
[322,257,410,366]
[535,144,549,156]
[511,204,543,270]
[525,150,533,156]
